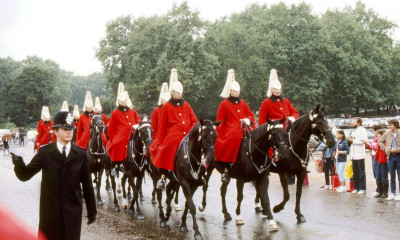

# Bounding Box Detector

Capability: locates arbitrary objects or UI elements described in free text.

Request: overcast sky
[1,0,399,76]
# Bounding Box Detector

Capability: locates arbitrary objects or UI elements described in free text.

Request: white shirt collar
[56,141,71,157]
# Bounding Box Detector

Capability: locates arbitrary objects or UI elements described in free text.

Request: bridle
[129,123,152,172]
[244,122,285,174]
[89,116,106,156]
[288,111,330,167]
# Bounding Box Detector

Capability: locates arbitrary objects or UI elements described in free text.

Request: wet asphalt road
[2,142,400,240]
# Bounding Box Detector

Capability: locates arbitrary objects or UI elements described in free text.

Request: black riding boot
[375,183,383,198]
[380,184,389,198]
[221,168,230,183]
[157,174,166,190]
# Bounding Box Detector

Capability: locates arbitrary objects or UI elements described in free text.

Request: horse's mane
[187,122,201,139]
[251,123,269,142]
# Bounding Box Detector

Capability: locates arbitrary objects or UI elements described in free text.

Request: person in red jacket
[150,69,198,189]
[258,69,299,128]
[258,69,299,184]
[94,97,108,126]
[151,82,169,141]
[107,85,141,166]
[76,91,94,149]
[34,106,56,151]
[215,69,256,183]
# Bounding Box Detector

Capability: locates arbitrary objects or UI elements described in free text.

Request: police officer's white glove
[243,118,250,125]
[288,117,295,123]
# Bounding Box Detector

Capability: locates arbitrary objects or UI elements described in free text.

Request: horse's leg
[156,183,167,227]
[295,169,307,223]
[110,174,120,212]
[135,172,145,220]
[151,170,158,204]
[121,173,129,210]
[164,181,176,221]
[273,173,290,213]
[174,186,181,211]
[257,173,279,230]
[181,180,203,240]
[221,180,232,221]
[96,167,104,205]
[199,167,213,212]
[180,200,190,232]
[235,179,245,225]
[254,191,262,213]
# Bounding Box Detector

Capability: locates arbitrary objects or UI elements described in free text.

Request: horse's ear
[267,118,273,125]
[313,104,320,114]
[214,120,222,127]
[199,119,205,126]
[321,104,326,112]
[280,116,285,124]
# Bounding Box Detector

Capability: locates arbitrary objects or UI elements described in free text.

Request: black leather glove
[10,153,24,166]
[87,215,96,225]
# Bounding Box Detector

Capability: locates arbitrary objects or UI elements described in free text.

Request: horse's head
[308,104,335,148]
[137,121,153,155]
[198,119,221,167]
[91,115,104,134]
[266,117,287,160]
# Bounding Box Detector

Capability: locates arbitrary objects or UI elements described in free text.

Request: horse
[257,104,336,224]
[156,119,219,240]
[199,118,285,230]
[109,121,153,220]
[86,115,108,205]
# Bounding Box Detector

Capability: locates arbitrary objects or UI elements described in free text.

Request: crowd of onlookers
[318,117,400,201]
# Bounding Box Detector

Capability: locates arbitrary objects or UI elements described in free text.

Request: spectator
[348,117,368,194]
[318,125,335,190]
[368,129,389,198]
[379,119,400,201]
[334,129,350,192]
[369,125,383,196]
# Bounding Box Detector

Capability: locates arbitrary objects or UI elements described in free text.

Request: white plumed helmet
[158,82,170,106]
[94,97,102,112]
[83,91,94,112]
[61,101,69,111]
[220,69,240,98]
[267,69,282,97]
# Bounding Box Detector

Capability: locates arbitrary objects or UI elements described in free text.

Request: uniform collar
[169,98,184,107]
[44,121,51,125]
[270,95,283,103]
[56,141,71,157]
[227,96,241,104]
[84,111,94,117]
[117,106,130,112]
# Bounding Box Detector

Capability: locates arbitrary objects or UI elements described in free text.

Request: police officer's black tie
[61,146,66,162]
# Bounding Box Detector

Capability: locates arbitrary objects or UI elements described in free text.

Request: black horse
[86,115,108,205]
[206,118,287,229]
[156,119,219,240]
[259,105,336,224]
[109,121,153,220]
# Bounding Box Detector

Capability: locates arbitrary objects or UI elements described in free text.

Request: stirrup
[221,172,229,183]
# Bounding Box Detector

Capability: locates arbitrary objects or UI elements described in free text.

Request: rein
[128,125,151,173]
[88,126,106,156]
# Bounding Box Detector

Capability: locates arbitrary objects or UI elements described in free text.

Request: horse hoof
[151,199,158,204]
[235,216,244,225]
[122,205,128,210]
[180,225,188,232]
[175,205,182,212]
[97,200,103,206]
[160,221,167,228]
[194,233,203,240]
[198,204,205,212]
[273,206,282,213]
[269,220,279,231]
[114,206,120,212]
[224,214,232,221]
[297,216,306,223]
[137,214,144,220]
[128,208,135,215]
[255,207,262,213]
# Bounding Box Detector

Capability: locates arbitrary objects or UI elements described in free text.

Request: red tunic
[75,112,92,149]
[151,106,161,140]
[34,120,44,150]
[107,107,141,162]
[150,100,198,171]
[215,98,256,163]
[258,96,299,127]
[35,121,56,150]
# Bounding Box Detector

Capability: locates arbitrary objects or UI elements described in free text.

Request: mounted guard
[151,82,170,141]
[76,91,94,149]
[34,106,56,151]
